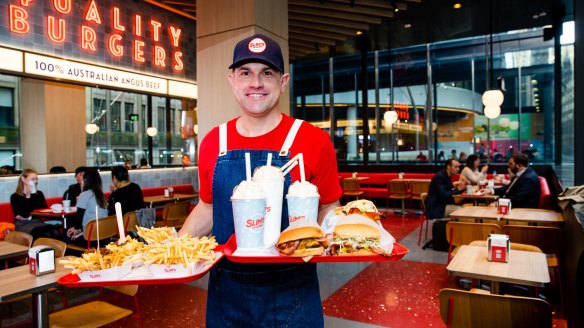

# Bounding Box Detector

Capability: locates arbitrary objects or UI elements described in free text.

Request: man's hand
[178,200,213,237]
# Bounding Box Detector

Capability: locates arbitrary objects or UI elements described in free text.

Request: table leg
[401,200,405,215]
[32,290,49,327]
[491,281,500,294]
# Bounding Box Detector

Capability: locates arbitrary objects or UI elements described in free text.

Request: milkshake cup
[253,165,284,248]
[286,180,320,226]
[231,180,266,249]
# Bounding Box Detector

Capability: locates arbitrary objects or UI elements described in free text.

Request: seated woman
[10,169,60,240]
[459,154,488,185]
[107,166,145,215]
[65,169,108,250]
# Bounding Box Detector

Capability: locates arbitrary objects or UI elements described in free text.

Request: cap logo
[248,38,266,53]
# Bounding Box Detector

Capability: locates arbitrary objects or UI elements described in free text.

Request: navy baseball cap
[229,34,284,73]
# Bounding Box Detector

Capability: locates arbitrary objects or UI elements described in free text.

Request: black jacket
[493,167,541,208]
[425,169,462,220]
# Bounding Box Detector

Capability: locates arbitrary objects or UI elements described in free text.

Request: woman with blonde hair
[10,168,59,239]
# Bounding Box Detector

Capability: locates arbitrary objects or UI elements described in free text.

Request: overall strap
[279,119,303,156]
[218,123,227,156]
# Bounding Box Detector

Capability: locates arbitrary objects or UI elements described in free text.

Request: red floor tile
[323,260,448,327]
[380,214,423,242]
[103,284,208,328]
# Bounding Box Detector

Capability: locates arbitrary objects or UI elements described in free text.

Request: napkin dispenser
[29,246,55,276]
[497,198,511,215]
[487,234,509,263]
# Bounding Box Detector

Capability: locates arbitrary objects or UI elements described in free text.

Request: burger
[326,219,391,256]
[341,199,384,221]
[276,226,324,257]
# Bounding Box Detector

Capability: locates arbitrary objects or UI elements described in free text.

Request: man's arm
[178,200,213,237]
[318,200,340,225]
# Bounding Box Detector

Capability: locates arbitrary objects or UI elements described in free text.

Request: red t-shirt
[198,114,342,205]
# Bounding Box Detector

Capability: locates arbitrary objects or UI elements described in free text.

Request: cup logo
[90,274,101,278]
[246,216,264,231]
[248,38,266,53]
[164,267,177,273]
[289,215,305,223]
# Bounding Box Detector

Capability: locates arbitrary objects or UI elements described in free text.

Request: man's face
[508,158,519,174]
[448,160,460,176]
[75,172,84,184]
[228,62,290,117]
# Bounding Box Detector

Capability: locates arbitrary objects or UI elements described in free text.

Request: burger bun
[334,223,380,240]
[277,226,323,244]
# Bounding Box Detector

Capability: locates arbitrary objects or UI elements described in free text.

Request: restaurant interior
[1,0,583,327]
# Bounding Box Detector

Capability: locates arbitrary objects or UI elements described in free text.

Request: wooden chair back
[469,240,543,253]
[33,238,67,257]
[124,211,139,233]
[388,180,408,196]
[5,231,33,247]
[501,225,561,256]
[161,201,191,228]
[446,222,501,261]
[439,288,551,328]
[84,215,120,242]
[410,180,430,198]
[341,178,364,200]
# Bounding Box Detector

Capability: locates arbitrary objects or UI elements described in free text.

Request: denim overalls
[206,120,323,328]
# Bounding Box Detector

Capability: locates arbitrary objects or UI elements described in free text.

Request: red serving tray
[223,234,408,263]
[58,250,224,288]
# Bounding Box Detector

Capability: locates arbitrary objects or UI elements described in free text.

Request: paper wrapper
[77,263,132,282]
[148,262,206,278]
[322,212,395,254]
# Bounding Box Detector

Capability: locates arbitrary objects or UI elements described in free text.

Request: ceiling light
[531,79,537,84]
[384,111,398,125]
[404,23,411,29]
[85,123,99,135]
[356,31,363,35]
[453,3,462,9]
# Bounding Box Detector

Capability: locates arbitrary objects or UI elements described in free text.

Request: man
[426,159,466,220]
[62,166,85,206]
[483,153,541,208]
[179,34,341,327]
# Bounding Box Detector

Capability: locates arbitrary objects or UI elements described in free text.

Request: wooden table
[143,193,197,207]
[0,241,29,260]
[446,245,550,294]
[453,193,499,206]
[0,261,69,327]
[448,206,564,225]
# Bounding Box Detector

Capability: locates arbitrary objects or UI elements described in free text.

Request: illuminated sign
[0,0,196,82]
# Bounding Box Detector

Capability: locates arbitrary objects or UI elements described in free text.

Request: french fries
[137,226,218,267]
[60,236,144,273]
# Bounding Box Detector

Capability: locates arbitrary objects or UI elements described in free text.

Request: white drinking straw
[95,205,100,250]
[245,152,251,181]
[281,153,301,172]
[282,161,298,176]
[114,202,126,244]
[267,153,272,167]
[299,153,306,182]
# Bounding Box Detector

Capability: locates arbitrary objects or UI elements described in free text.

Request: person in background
[458,151,468,163]
[416,151,428,162]
[426,159,467,220]
[124,159,133,171]
[179,33,341,327]
[437,150,445,161]
[63,166,86,206]
[482,153,541,208]
[138,158,151,169]
[65,169,108,249]
[108,166,145,215]
[10,169,60,239]
[450,149,457,159]
[459,154,488,185]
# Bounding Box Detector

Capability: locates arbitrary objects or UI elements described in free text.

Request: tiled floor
[0,211,568,327]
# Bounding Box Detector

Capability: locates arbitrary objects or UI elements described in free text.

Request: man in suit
[483,153,541,208]
[62,166,85,206]
[426,159,467,220]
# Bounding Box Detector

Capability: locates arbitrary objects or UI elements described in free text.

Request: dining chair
[386,180,409,215]
[417,192,430,245]
[445,222,502,262]
[123,211,139,234]
[409,180,430,214]
[341,178,364,202]
[439,288,552,328]
[49,285,143,328]
[67,215,120,253]
[501,225,563,311]
[5,230,33,248]
[155,201,191,228]
[33,238,67,257]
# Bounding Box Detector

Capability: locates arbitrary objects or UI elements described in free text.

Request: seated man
[63,166,85,206]
[482,153,541,208]
[426,159,467,220]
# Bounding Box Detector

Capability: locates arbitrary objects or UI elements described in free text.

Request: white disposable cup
[287,195,320,226]
[399,172,404,179]
[466,185,473,194]
[254,178,284,248]
[231,197,266,249]
[488,180,494,188]
[352,172,357,178]
[62,200,71,212]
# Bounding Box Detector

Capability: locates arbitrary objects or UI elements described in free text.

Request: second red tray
[223,234,408,263]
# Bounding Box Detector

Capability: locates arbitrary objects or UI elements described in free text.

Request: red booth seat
[339,172,434,200]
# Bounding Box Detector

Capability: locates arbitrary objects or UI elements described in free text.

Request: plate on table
[222,234,408,263]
